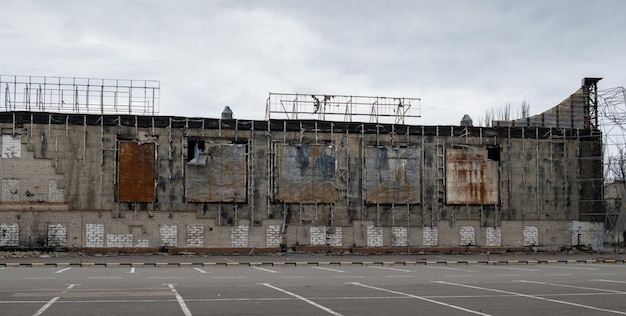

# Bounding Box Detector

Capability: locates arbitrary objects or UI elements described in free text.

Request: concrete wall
[0,112,604,250]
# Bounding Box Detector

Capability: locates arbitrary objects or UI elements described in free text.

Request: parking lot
[1,258,626,315]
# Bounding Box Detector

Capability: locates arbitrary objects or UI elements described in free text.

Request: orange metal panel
[446,147,498,205]
[118,142,155,202]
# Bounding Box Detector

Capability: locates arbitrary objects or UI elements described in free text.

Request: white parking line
[515,280,625,293]
[252,266,279,273]
[312,266,345,273]
[591,279,626,284]
[168,284,192,316]
[32,283,77,316]
[348,282,491,315]
[542,266,598,271]
[426,266,474,272]
[129,267,136,274]
[434,281,626,315]
[368,266,413,273]
[55,267,71,274]
[194,268,207,274]
[260,283,343,316]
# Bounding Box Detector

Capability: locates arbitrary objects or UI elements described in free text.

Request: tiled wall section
[460,226,475,246]
[0,223,19,247]
[326,227,342,247]
[423,227,438,246]
[160,224,178,247]
[310,226,326,246]
[231,224,248,247]
[367,225,383,247]
[186,224,204,247]
[570,221,604,251]
[1,135,21,158]
[1,179,19,202]
[392,227,408,246]
[266,224,281,247]
[47,224,67,247]
[523,225,539,246]
[486,227,502,247]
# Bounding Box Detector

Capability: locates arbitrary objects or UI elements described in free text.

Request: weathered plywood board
[446,147,498,205]
[277,144,336,203]
[185,144,247,203]
[364,146,420,204]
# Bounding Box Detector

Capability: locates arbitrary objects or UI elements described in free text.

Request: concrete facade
[0,81,608,252]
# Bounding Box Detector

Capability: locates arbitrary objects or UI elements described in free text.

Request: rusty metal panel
[277,144,336,203]
[185,143,247,202]
[365,146,420,204]
[446,147,498,204]
[118,142,155,202]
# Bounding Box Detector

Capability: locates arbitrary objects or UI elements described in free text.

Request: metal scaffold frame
[1,75,160,115]
[265,92,421,124]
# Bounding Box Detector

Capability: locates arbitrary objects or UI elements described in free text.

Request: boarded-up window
[185,143,247,202]
[446,147,498,204]
[365,146,420,204]
[118,142,155,202]
[277,144,336,203]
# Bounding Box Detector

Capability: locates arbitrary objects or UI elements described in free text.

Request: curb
[1,259,625,267]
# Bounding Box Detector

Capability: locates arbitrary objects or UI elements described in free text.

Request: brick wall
[186,224,204,247]
[85,223,104,247]
[392,227,408,246]
[0,223,19,246]
[160,224,178,247]
[367,225,383,247]
[327,227,342,247]
[310,226,326,246]
[47,223,66,247]
[423,227,438,246]
[523,225,539,246]
[460,226,475,246]
[570,221,604,251]
[231,224,248,247]
[107,234,133,247]
[266,224,281,247]
[486,227,501,247]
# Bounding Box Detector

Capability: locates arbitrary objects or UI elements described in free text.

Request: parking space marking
[129,267,136,274]
[194,268,208,274]
[312,266,345,273]
[426,266,474,272]
[591,279,626,284]
[542,266,598,271]
[368,266,412,273]
[252,266,279,273]
[32,283,77,316]
[54,267,71,274]
[168,284,192,316]
[434,281,626,315]
[260,283,343,316]
[515,280,625,293]
[348,282,491,315]
[488,266,539,272]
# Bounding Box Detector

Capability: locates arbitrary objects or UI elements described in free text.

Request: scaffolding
[265,92,420,124]
[0,75,159,115]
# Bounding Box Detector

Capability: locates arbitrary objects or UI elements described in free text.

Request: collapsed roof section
[493,77,602,130]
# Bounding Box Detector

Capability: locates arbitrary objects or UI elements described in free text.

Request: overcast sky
[1,0,625,125]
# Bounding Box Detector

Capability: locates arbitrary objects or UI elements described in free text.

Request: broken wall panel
[364,146,420,204]
[277,144,336,203]
[446,147,498,205]
[185,143,247,203]
[118,142,155,202]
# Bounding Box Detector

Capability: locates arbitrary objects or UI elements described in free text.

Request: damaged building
[0,75,606,252]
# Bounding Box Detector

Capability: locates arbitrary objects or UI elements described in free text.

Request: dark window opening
[487,145,500,161]
[187,139,205,162]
